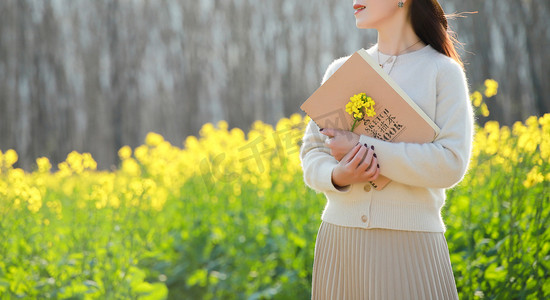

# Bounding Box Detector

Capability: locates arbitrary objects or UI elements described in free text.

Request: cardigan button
[361,215,368,223]
[363,184,372,192]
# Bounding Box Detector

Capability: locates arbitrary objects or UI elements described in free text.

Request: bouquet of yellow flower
[345,93,376,131]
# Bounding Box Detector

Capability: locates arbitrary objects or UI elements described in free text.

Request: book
[300,48,441,190]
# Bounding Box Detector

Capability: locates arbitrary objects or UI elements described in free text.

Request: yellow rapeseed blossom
[150,185,167,211]
[57,161,72,177]
[540,113,550,128]
[36,157,52,173]
[471,91,483,107]
[517,116,541,153]
[217,120,229,131]
[110,195,121,209]
[4,149,18,168]
[82,153,97,171]
[484,79,499,98]
[26,186,42,213]
[539,114,550,161]
[91,184,109,209]
[61,151,97,174]
[66,151,84,173]
[481,103,490,117]
[346,93,376,119]
[346,93,376,131]
[122,158,141,176]
[145,132,164,147]
[134,145,149,164]
[118,146,132,160]
[523,166,544,188]
[290,113,303,125]
[484,121,500,155]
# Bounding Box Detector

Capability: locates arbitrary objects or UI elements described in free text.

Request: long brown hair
[409,0,464,68]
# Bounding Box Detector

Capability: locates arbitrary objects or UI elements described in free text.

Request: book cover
[300,48,441,190]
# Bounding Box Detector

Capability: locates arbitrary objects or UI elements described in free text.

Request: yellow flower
[484,121,500,155]
[27,186,42,213]
[471,91,483,107]
[538,114,550,160]
[539,113,550,128]
[122,158,141,176]
[118,146,132,160]
[109,195,121,209]
[145,132,164,147]
[217,120,229,131]
[4,149,18,168]
[523,166,544,188]
[484,79,499,98]
[134,145,149,163]
[57,161,72,177]
[36,157,52,173]
[82,153,97,171]
[66,151,84,174]
[346,93,376,131]
[481,103,490,117]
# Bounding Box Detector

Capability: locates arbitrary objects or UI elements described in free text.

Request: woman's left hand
[319,128,360,161]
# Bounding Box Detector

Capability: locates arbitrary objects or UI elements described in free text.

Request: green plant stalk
[533,182,545,299]
[350,118,360,132]
[466,183,474,295]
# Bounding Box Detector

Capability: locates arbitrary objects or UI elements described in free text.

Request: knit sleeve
[299,58,352,193]
[359,60,474,188]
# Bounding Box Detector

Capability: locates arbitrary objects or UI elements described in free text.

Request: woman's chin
[355,21,372,29]
[354,17,374,29]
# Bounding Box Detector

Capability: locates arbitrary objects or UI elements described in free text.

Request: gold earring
[398,1,404,7]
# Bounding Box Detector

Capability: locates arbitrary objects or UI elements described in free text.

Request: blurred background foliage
[0,0,549,169]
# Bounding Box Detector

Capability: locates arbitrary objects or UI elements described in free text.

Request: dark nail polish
[371,145,375,150]
[319,128,324,131]
[363,143,368,147]
[377,164,380,168]
[373,153,377,158]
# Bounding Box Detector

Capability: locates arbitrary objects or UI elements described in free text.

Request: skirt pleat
[311,221,459,300]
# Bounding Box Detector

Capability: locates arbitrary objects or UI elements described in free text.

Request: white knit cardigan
[300,44,474,232]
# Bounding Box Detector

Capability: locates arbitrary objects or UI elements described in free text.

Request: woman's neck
[376,18,424,56]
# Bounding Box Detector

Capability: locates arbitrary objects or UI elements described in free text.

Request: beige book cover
[300,48,441,190]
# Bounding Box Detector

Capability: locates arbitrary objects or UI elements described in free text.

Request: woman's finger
[357,145,374,171]
[348,144,368,167]
[364,156,380,180]
[319,128,344,138]
[342,143,362,163]
[365,162,381,181]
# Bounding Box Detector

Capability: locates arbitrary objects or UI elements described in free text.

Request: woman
[299,0,473,299]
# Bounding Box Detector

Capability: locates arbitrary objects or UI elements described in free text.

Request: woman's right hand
[331,143,380,188]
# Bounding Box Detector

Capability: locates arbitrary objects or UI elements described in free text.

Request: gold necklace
[377,40,423,69]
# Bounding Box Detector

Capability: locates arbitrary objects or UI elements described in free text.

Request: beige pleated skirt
[311,221,459,300]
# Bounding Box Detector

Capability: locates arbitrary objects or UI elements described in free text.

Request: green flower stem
[350,118,360,132]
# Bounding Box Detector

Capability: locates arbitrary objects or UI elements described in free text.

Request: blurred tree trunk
[0,0,548,169]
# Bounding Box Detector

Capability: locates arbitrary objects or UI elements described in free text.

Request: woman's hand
[319,128,360,161]
[331,143,380,188]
